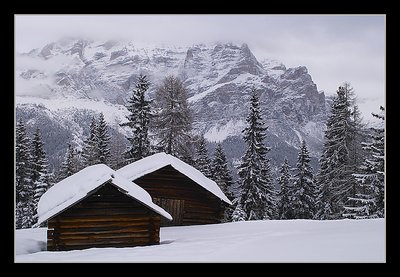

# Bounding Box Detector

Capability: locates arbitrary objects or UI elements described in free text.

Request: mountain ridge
[15,38,328,177]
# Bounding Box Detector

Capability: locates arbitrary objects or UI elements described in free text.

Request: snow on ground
[15,219,385,262]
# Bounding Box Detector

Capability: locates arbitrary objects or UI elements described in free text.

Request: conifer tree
[16,119,32,204]
[344,106,385,218]
[212,143,235,222]
[194,136,213,179]
[58,143,79,181]
[152,75,192,159]
[236,89,277,220]
[278,158,294,219]
[15,119,34,228]
[81,116,99,167]
[96,113,111,165]
[31,128,51,223]
[291,140,316,219]
[315,84,360,219]
[121,74,152,164]
[231,199,246,222]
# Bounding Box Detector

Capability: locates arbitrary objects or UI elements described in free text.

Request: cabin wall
[133,165,225,226]
[47,183,161,251]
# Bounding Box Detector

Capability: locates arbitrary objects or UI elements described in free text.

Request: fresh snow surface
[293,129,303,144]
[37,164,172,225]
[204,119,246,143]
[16,96,130,126]
[117,152,232,205]
[188,82,227,103]
[15,219,385,262]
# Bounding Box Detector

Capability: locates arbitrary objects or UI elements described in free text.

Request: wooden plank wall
[47,183,161,251]
[134,165,225,226]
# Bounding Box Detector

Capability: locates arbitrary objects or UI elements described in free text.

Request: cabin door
[153,198,184,226]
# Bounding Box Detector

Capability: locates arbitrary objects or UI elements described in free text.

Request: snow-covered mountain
[15,38,328,175]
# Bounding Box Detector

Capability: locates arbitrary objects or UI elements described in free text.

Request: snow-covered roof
[36,164,172,226]
[116,152,232,205]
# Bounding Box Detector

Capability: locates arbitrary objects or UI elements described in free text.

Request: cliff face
[16,38,327,173]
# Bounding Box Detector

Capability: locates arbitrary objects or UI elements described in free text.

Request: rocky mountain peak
[16,39,328,173]
[281,66,309,80]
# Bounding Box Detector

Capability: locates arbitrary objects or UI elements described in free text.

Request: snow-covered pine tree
[194,135,213,179]
[231,198,246,221]
[121,74,152,165]
[152,75,193,160]
[315,84,359,219]
[180,142,196,167]
[370,106,385,217]
[278,158,294,219]
[96,113,111,166]
[15,119,34,228]
[81,116,99,167]
[348,103,366,173]
[343,106,385,219]
[237,89,277,220]
[212,143,235,222]
[291,140,316,219]
[58,143,79,181]
[31,127,51,224]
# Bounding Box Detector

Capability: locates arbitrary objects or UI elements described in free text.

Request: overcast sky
[15,14,385,122]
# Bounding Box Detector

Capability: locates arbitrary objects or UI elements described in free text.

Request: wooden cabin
[116,153,232,226]
[36,164,172,251]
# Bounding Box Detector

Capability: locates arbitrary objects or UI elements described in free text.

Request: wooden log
[61,208,151,217]
[54,240,157,251]
[50,226,152,235]
[56,236,152,246]
[52,231,152,241]
[49,219,156,229]
[51,215,155,223]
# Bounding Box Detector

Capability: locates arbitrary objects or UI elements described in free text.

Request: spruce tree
[278,158,294,219]
[96,113,111,165]
[16,119,32,204]
[291,140,316,219]
[152,75,192,159]
[81,116,99,167]
[31,128,51,224]
[212,143,235,222]
[344,106,385,218]
[121,74,152,164]
[236,89,277,220]
[315,84,360,219]
[370,107,385,217]
[194,136,213,179]
[58,143,79,181]
[231,199,246,222]
[15,119,34,228]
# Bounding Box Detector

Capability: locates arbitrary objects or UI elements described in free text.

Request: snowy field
[15,219,385,263]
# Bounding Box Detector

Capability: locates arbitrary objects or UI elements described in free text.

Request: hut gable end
[47,182,161,251]
[132,165,227,226]
[36,164,172,251]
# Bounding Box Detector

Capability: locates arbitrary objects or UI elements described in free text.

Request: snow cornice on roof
[35,164,172,226]
[116,152,232,205]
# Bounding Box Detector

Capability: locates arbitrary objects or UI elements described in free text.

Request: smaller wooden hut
[36,164,172,251]
[117,153,232,226]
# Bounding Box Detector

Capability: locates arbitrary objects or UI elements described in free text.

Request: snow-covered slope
[15,38,328,173]
[15,219,385,262]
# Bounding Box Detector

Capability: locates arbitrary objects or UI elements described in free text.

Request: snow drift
[15,218,385,262]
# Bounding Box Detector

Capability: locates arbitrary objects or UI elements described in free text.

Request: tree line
[15,75,384,228]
